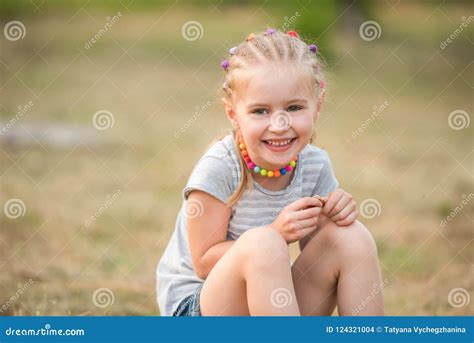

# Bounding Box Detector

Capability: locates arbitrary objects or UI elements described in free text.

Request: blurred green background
[0,0,472,315]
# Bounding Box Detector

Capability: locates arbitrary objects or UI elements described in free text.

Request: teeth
[266,139,292,146]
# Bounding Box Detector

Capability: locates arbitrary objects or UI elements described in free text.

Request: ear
[315,90,326,119]
[221,97,239,129]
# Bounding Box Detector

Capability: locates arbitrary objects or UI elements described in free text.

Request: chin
[261,152,295,169]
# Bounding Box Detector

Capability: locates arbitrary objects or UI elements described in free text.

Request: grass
[0,1,472,316]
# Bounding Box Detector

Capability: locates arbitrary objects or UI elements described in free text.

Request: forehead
[235,63,315,105]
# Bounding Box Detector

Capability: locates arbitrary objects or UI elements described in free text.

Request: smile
[261,137,297,151]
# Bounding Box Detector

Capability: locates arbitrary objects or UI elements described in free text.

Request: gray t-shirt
[156,134,339,316]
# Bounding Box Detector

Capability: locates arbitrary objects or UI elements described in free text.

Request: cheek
[293,114,314,137]
[238,119,265,149]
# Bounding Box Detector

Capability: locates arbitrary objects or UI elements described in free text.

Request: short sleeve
[312,151,339,197]
[182,156,234,203]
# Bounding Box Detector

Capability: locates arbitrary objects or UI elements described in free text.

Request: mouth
[261,137,297,152]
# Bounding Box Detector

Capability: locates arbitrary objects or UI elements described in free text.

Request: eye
[287,105,303,112]
[252,108,269,115]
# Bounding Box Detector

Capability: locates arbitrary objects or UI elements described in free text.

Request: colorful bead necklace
[237,136,297,178]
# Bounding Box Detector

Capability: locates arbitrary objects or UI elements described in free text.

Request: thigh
[199,242,250,316]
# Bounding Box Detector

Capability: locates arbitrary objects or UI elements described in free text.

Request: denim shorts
[172,283,203,316]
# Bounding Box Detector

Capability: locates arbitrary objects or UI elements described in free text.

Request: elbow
[195,268,208,280]
[193,257,210,280]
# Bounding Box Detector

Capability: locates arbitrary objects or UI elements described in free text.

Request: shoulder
[299,144,332,165]
[299,144,339,197]
[202,134,238,162]
[196,134,240,174]
[183,134,240,202]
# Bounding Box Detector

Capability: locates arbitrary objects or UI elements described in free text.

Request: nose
[269,110,291,133]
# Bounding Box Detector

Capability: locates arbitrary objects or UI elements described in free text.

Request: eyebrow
[246,98,308,108]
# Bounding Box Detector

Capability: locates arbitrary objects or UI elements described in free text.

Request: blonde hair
[219,29,326,207]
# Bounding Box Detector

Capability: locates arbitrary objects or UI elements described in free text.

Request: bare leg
[292,218,384,316]
[200,226,300,316]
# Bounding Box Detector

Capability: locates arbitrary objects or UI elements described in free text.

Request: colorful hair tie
[308,44,317,54]
[221,59,229,70]
[287,31,299,38]
[246,32,256,41]
[229,46,238,55]
[319,80,326,89]
[265,28,276,35]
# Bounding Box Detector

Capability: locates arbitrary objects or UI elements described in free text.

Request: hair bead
[265,28,276,35]
[221,60,229,70]
[287,31,299,38]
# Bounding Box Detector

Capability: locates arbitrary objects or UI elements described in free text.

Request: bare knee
[236,226,289,273]
[318,220,378,261]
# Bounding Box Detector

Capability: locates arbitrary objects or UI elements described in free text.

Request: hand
[268,197,323,244]
[320,188,358,226]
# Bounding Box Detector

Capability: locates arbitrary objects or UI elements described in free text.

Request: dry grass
[0,2,472,316]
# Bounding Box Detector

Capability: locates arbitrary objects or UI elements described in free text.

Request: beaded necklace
[237,135,297,178]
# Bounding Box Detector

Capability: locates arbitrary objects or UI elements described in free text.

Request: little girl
[157,29,383,316]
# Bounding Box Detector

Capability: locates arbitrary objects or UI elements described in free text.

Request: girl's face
[225,64,319,171]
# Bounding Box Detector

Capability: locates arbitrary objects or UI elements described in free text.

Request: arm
[187,190,233,280]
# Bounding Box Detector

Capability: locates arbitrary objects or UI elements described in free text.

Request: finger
[294,206,322,221]
[330,202,356,222]
[319,196,329,205]
[335,211,358,227]
[327,193,352,218]
[295,226,318,241]
[295,216,319,230]
[322,190,344,216]
[287,197,322,211]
